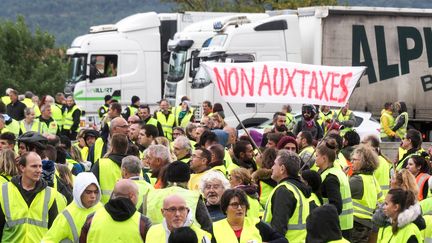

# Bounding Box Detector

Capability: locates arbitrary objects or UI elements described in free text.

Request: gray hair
[24,91,34,99]
[276,149,301,177]
[44,95,54,104]
[199,170,230,194]
[40,104,51,113]
[121,155,142,175]
[146,144,171,163]
[174,136,192,153]
[24,107,34,116]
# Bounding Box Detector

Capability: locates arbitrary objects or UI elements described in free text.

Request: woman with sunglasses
[316,138,353,241]
[213,189,287,243]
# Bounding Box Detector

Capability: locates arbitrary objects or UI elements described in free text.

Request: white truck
[296,6,432,140]
[163,14,269,107]
[65,11,247,123]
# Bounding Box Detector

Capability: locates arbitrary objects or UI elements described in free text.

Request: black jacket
[269,177,311,236]
[321,168,343,215]
[6,100,26,121]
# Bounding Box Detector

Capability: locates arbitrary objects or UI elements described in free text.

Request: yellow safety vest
[98,158,122,204]
[177,111,194,128]
[131,179,153,210]
[5,118,20,137]
[42,201,102,243]
[264,181,309,243]
[22,98,41,117]
[63,106,81,132]
[377,223,423,243]
[81,146,89,163]
[285,112,296,131]
[51,104,64,130]
[328,238,350,243]
[0,183,56,243]
[145,117,158,128]
[127,106,138,117]
[259,180,275,208]
[145,186,200,224]
[299,146,317,171]
[155,111,175,140]
[146,222,211,243]
[318,110,335,134]
[374,155,391,196]
[43,119,58,135]
[380,111,395,139]
[309,192,322,207]
[396,151,421,171]
[1,96,11,105]
[86,207,142,243]
[225,149,239,173]
[20,119,47,134]
[246,195,262,219]
[352,174,383,220]
[335,109,353,135]
[395,112,409,140]
[420,198,432,215]
[213,217,262,243]
[210,165,227,177]
[93,137,105,163]
[423,215,432,242]
[320,166,354,230]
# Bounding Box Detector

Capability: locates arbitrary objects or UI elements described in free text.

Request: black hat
[166,161,191,183]
[131,95,140,104]
[104,95,112,102]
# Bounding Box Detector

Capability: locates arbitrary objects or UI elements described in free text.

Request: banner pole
[226,102,262,155]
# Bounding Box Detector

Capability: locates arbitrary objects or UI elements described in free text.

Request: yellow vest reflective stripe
[395,112,409,139]
[51,104,64,129]
[309,192,322,207]
[63,106,81,132]
[99,158,121,204]
[285,112,295,130]
[99,105,109,119]
[146,186,199,224]
[380,111,395,138]
[378,223,423,243]
[263,181,308,242]
[259,181,275,208]
[374,156,391,196]
[146,117,158,128]
[146,222,211,243]
[213,217,262,243]
[352,174,382,220]
[93,138,105,163]
[320,166,354,230]
[20,119,47,134]
[0,183,55,242]
[87,208,142,242]
[5,118,20,137]
[396,151,421,171]
[155,111,175,140]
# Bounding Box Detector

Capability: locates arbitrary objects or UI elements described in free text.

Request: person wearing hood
[229,167,262,219]
[0,152,61,242]
[378,188,424,242]
[263,150,312,243]
[294,104,323,140]
[214,189,287,243]
[146,194,211,243]
[91,133,129,204]
[306,204,349,243]
[80,179,151,242]
[42,172,103,243]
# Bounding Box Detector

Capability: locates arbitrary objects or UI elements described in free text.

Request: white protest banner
[201,61,366,107]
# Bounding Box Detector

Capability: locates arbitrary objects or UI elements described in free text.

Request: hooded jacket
[306,204,344,242]
[42,172,103,243]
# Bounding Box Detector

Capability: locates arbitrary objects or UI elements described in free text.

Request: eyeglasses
[163,206,189,214]
[205,184,222,190]
[229,202,246,209]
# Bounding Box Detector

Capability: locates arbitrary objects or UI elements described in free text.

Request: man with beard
[232,140,257,172]
[138,104,164,137]
[293,104,323,140]
[261,112,287,147]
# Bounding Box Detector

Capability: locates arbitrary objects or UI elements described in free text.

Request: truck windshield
[167,50,187,82]
[206,34,227,48]
[68,55,87,83]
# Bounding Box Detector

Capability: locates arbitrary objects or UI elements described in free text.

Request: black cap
[166,161,191,183]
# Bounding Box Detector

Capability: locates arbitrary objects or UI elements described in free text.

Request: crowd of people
[0,87,431,243]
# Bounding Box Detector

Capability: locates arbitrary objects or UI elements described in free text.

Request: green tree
[0,16,67,97]
[165,0,338,12]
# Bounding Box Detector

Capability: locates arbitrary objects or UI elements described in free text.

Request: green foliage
[0,16,68,96]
